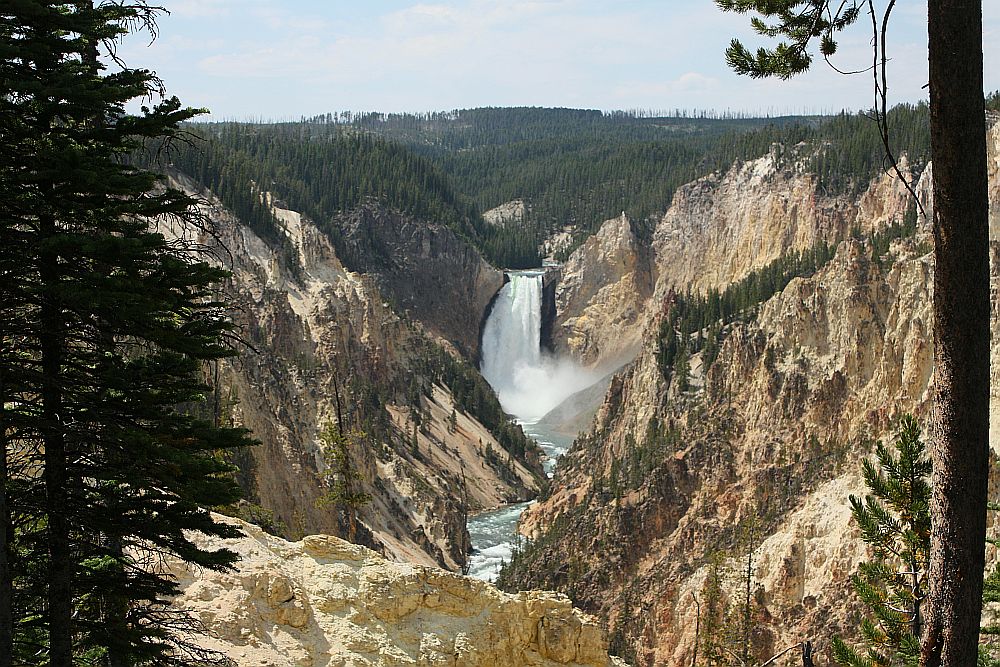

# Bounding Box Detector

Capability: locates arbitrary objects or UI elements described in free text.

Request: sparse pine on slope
[832,415,930,667]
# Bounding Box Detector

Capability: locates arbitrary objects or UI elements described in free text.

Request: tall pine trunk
[0,367,11,667]
[106,536,129,667]
[40,211,72,666]
[922,1,990,665]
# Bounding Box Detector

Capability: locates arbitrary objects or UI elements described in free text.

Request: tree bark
[922,1,990,665]
[40,211,73,666]
[0,366,12,667]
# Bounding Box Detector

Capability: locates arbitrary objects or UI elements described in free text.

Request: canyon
[161,173,546,574]
[157,115,1000,667]
[500,119,1000,666]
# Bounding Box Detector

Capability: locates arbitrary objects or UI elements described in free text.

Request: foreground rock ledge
[168,517,625,667]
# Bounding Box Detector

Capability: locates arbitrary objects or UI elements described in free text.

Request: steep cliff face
[551,214,654,371]
[505,123,1000,666]
[650,148,857,296]
[551,148,912,375]
[163,174,543,572]
[169,517,625,667]
[514,241,942,667]
[337,205,504,360]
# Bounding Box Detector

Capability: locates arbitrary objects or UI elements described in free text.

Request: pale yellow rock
[553,214,651,371]
[161,174,542,575]
[482,199,527,226]
[525,123,1000,666]
[550,145,894,376]
[169,517,625,667]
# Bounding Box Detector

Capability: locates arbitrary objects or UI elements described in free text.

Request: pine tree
[700,551,728,666]
[832,415,931,667]
[2,2,254,664]
[716,3,991,662]
[318,420,371,542]
[979,507,1000,666]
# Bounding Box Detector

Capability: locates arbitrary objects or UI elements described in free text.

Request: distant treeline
[429,104,931,252]
[301,107,806,149]
[145,103,943,268]
[305,106,820,128]
[313,104,932,260]
[147,125,542,268]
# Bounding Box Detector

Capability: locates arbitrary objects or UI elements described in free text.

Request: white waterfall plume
[480,271,599,423]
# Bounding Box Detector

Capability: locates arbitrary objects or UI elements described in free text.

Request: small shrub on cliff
[832,415,930,667]
[318,420,371,544]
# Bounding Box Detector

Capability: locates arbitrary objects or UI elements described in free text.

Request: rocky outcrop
[505,123,1000,666]
[162,174,543,572]
[551,214,653,371]
[483,199,527,226]
[540,268,561,353]
[170,517,624,667]
[337,205,504,359]
[549,148,906,375]
[650,147,859,296]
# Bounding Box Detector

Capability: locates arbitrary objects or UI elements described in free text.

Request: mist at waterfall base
[467,271,599,581]
[480,272,602,424]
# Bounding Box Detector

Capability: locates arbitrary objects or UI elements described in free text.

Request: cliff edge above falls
[170,517,625,667]
[552,214,652,371]
[336,204,504,360]
[549,145,890,375]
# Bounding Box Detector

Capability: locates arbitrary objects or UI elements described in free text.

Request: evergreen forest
[150,103,936,269]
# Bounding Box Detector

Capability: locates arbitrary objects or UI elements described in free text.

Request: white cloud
[167,0,239,18]
[613,72,719,100]
[120,0,977,117]
[194,0,662,92]
[384,3,463,32]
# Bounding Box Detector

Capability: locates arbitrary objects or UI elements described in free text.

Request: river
[467,270,595,582]
[466,421,574,581]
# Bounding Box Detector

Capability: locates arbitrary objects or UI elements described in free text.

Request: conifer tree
[832,415,931,667]
[318,419,371,543]
[1,2,253,664]
[979,510,1000,666]
[716,3,990,663]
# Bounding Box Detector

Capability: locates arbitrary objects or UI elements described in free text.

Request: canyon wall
[549,145,906,375]
[162,173,543,572]
[337,205,504,359]
[551,214,653,371]
[505,122,1000,665]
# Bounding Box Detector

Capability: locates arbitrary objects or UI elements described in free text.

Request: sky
[114,0,1000,120]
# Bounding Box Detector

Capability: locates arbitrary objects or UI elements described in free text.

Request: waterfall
[471,269,600,581]
[481,272,543,388]
[480,270,598,424]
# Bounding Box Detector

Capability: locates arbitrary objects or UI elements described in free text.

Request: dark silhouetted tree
[2,2,254,664]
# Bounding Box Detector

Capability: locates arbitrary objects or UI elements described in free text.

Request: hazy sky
[115,1,1000,120]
